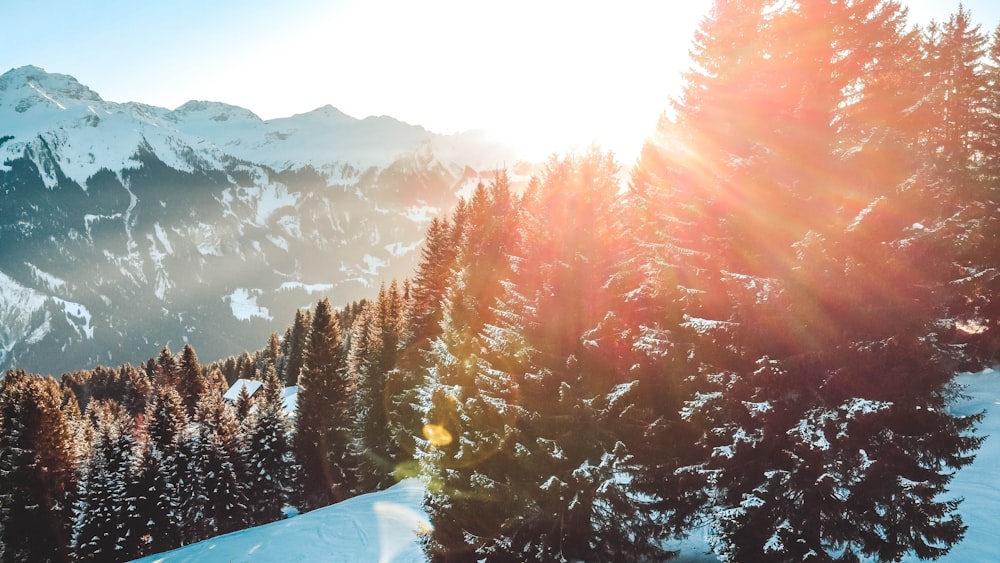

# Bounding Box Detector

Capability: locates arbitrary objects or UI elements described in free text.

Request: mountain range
[0,65,525,375]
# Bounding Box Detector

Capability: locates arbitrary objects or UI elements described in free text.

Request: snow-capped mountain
[0,65,522,374]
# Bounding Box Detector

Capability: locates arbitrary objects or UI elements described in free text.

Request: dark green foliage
[137,386,189,553]
[349,281,406,491]
[0,370,77,563]
[234,382,255,420]
[244,365,293,525]
[71,402,136,562]
[417,159,672,560]
[622,1,985,561]
[281,308,311,387]
[61,363,152,416]
[294,297,356,509]
[176,344,207,417]
[191,386,247,537]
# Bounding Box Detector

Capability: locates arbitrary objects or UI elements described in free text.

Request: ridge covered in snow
[0,65,516,190]
[0,65,527,374]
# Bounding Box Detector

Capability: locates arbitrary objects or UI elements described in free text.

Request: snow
[153,223,174,255]
[225,288,272,321]
[235,185,297,227]
[848,196,886,232]
[278,282,334,294]
[52,297,94,339]
[131,478,430,563]
[222,379,264,402]
[361,254,388,276]
[0,67,513,193]
[402,205,440,225]
[903,369,1000,563]
[789,409,835,451]
[281,386,298,416]
[681,316,734,335]
[0,270,52,363]
[842,398,892,419]
[384,240,423,258]
[25,263,67,293]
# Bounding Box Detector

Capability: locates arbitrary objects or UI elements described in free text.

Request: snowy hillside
[129,371,1000,562]
[131,479,429,563]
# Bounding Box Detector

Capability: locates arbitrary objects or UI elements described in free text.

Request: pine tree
[390,215,459,468]
[71,402,136,562]
[260,332,283,382]
[282,309,311,387]
[155,346,178,388]
[294,297,356,509]
[626,1,984,560]
[351,281,407,491]
[176,344,207,417]
[416,156,664,560]
[234,382,255,420]
[0,370,77,562]
[191,386,247,537]
[244,364,293,525]
[140,386,188,553]
[117,364,153,416]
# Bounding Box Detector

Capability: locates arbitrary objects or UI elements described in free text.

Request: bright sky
[3,1,999,162]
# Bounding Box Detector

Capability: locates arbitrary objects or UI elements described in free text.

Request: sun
[283,0,713,163]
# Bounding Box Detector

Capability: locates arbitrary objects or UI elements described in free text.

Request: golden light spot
[422,423,453,447]
[392,460,421,481]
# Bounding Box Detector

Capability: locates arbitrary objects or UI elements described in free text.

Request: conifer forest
[8,1,1000,561]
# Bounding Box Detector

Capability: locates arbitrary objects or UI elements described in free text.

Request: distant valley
[0,65,524,374]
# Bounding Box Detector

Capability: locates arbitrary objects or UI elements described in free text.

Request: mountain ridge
[0,65,525,375]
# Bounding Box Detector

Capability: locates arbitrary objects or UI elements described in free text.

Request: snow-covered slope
[126,371,999,562]
[0,65,523,374]
[130,479,429,563]
[0,66,514,189]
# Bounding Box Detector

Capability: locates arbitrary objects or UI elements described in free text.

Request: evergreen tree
[0,370,77,562]
[282,309,311,387]
[390,215,458,466]
[350,281,406,490]
[234,382,255,420]
[155,346,178,388]
[626,1,984,560]
[140,386,188,553]
[71,403,135,562]
[417,157,662,560]
[191,386,247,537]
[294,297,356,509]
[244,364,293,525]
[260,333,283,382]
[176,344,207,417]
[118,364,153,416]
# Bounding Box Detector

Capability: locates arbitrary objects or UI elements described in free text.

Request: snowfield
[131,479,429,563]
[133,371,1000,562]
[915,369,1000,562]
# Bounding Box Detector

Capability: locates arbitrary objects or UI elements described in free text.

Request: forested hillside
[4,1,1000,561]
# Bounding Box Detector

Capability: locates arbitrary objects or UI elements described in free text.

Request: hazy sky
[3,1,999,161]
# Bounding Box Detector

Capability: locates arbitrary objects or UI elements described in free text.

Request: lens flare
[422,423,453,447]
